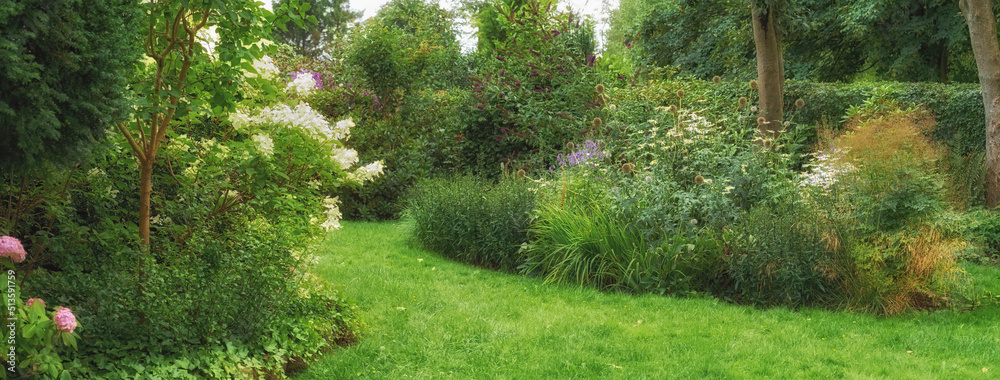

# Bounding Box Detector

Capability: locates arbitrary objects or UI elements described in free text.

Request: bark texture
[960,0,1000,207]
[751,3,785,142]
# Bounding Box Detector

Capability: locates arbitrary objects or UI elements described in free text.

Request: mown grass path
[297,222,1000,379]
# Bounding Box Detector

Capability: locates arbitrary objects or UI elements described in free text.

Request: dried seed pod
[738,97,748,107]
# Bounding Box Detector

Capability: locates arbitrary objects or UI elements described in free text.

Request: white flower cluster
[331,147,359,170]
[287,74,317,95]
[678,110,713,135]
[249,56,280,81]
[349,160,384,182]
[253,134,274,157]
[229,104,350,142]
[320,196,342,231]
[800,148,857,190]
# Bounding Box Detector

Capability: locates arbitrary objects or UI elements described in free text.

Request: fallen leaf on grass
[396,307,406,311]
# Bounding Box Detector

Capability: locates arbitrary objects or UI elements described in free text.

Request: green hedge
[610,79,986,154]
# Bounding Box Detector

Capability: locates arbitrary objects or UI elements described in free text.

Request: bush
[0,0,142,171]
[725,204,835,308]
[524,171,724,294]
[406,176,536,271]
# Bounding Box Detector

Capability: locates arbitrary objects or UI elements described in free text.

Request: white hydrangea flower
[249,56,280,80]
[331,147,359,170]
[349,160,384,182]
[253,134,274,157]
[333,117,355,141]
[287,74,316,95]
[320,196,342,231]
[229,110,253,131]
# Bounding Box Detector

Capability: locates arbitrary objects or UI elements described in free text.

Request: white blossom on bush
[331,147,359,170]
[320,196,343,231]
[799,147,857,190]
[249,55,280,80]
[286,73,317,95]
[252,134,274,157]
[349,160,384,182]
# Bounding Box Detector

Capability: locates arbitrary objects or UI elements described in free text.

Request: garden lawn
[297,221,1000,379]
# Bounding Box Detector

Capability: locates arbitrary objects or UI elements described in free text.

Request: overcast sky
[266,0,618,52]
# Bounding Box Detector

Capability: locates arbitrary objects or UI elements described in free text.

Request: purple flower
[552,30,561,36]
[473,88,482,93]
[497,56,506,62]
[531,71,539,77]
[530,48,541,57]
[617,75,626,79]
[587,55,596,66]
[477,104,484,110]
[500,69,505,77]
[514,80,522,87]
[556,140,605,168]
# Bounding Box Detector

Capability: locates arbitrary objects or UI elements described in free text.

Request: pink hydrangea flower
[53,307,77,333]
[25,298,45,308]
[0,236,26,263]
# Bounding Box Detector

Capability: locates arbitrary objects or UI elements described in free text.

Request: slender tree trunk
[959,0,1000,207]
[139,158,153,246]
[751,3,784,142]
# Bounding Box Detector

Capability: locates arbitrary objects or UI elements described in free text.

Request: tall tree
[273,0,360,57]
[0,0,142,172]
[958,0,1000,207]
[751,1,785,139]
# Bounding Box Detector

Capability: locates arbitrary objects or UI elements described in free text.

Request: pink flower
[25,298,45,308]
[53,307,77,333]
[0,236,26,263]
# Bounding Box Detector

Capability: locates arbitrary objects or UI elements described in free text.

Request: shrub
[406,176,536,271]
[724,204,835,308]
[0,0,142,171]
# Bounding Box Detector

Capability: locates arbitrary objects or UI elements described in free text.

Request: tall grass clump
[801,103,968,314]
[406,176,535,270]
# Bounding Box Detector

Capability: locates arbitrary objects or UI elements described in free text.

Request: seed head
[516,169,526,178]
[592,117,603,127]
[694,175,705,185]
[667,105,677,113]
[690,219,698,226]
[749,80,758,90]
[608,104,617,111]
[676,89,685,98]
[757,116,767,126]
[712,76,721,84]
[738,97,748,107]
[795,98,805,108]
[565,142,575,150]
[596,84,605,94]
[622,163,635,173]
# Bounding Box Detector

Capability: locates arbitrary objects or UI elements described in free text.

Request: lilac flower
[500,69,505,77]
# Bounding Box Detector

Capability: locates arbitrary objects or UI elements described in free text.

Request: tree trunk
[139,158,153,246]
[959,0,1000,208]
[751,3,784,142]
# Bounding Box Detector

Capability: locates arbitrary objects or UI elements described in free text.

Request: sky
[266,0,619,52]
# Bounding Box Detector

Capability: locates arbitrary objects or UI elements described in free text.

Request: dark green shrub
[338,90,467,220]
[406,176,536,271]
[725,204,835,308]
[965,209,1000,261]
[0,0,142,172]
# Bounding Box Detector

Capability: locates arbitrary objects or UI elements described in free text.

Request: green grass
[296,221,1000,379]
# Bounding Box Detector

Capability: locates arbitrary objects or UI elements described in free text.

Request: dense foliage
[0,0,142,172]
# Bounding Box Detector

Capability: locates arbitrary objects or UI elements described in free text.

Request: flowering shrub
[0,236,26,263]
